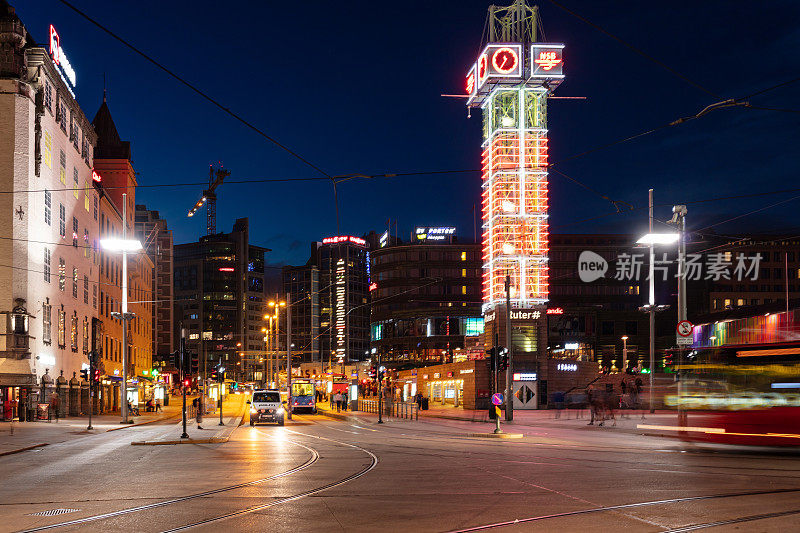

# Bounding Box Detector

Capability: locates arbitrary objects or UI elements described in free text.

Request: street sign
[491,393,504,406]
[677,320,693,337]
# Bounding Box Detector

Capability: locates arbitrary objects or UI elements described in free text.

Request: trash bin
[421,397,429,411]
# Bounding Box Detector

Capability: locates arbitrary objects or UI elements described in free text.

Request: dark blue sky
[21,1,800,265]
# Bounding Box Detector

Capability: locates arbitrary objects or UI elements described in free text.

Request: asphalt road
[2,411,800,532]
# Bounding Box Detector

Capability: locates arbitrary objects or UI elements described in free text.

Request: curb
[106,413,180,432]
[468,433,524,439]
[0,443,49,456]
[317,409,351,421]
[131,436,229,446]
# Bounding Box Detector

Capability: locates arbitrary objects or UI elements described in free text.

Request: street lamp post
[636,192,679,413]
[100,193,142,425]
[268,299,285,388]
[621,335,628,372]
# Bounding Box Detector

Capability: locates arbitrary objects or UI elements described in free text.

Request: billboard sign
[531,44,565,78]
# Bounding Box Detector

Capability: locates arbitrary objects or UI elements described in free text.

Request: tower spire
[103,72,107,103]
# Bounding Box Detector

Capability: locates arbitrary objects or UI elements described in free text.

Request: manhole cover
[27,508,80,517]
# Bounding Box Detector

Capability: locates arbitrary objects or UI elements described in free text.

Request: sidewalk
[0,396,192,455]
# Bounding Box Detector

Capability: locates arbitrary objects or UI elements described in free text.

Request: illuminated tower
[466,1,564,313]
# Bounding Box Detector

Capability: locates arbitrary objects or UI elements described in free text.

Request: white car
[248,389,285,426]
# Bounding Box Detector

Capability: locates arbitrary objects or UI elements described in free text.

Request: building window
[461,251,467,261]
[44,190,51,225]
[83,275,89,304]
[73,167,79,198]
[59,204,66,237]
[58,258,65,291]
[72,267,78,298]
[93,196,98,220]
[92,284,97,309]
[57,307,66,348]
[43,130,52,169]
[44,81,53,112]
[43,248,51,283]
[72,217,78,247]
[84,182,91,212]
[42,300,51,346]
[70,312,78,352]
[84,229,89,258]
[82,316,89,354]
[59,150,66,183]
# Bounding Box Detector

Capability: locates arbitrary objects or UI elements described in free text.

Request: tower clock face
[492,47,518,74]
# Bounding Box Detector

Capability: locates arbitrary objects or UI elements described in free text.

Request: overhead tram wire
[56,1,332,180]
[544,0,721,99]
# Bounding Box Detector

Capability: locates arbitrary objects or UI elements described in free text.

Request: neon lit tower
[466,1,564,313]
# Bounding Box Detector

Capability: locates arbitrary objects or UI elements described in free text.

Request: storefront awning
[0,358,36,387]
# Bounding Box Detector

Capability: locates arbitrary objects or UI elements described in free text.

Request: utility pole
[114,193,135,425]
[648,189,656,413]
[218,358,224,426]
[671,205,688,426]
[377,352,383,424]
[504,273,513,421]
[87,350,94,430]
[180,327,188,439]
[286,292,292,420]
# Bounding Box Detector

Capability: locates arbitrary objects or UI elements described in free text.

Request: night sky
[19,1,800,266]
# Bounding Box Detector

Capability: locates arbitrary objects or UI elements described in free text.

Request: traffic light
[172,350,181,371]
[93,368,101,382]
[377,366,385,382]
[184,378,190,388]
[485,347,497,373]
[498,348,509,372]
[368,366,376,379]
[80,368,89,381]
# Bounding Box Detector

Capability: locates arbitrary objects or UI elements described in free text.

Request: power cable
[544,0,720,98]
[56,0,333,180]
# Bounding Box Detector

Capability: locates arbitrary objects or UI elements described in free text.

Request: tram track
[158,426,379,532]
[445,487,800,532]
[16,437,321,533]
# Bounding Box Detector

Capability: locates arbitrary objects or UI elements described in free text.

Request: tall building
[0,6,99,417]
[317,236,370,365]
[282,263,319,365]
[92,98,154,409]
[283,236,370,370]
[369,232,483,364]
[134,205,174,363]
[173,218,269,383]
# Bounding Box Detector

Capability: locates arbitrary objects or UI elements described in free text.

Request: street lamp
[100,193,142,425]
[637,192,680,412]
[268,300,285,388]
[621,335,628,372]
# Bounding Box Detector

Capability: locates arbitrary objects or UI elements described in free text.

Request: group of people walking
[331,391,349,412]
[587,377,644,426]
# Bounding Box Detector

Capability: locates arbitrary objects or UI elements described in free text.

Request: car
[248,389,286,426]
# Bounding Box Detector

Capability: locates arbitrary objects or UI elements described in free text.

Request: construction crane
[188,164,230,235]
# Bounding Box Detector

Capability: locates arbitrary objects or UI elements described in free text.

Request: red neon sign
[322,235,366,246]
[546,308,564,315]
[535,51,561,71]
[477,53,488,81]
[369,282,378,291]
[49,25,60,65]
[91,170,102,183]
[218,267,234,272]
[465,72,475,95]
[492,47,518,74]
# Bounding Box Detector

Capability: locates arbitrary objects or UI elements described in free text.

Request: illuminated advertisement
[49,25,76,92]
[530,44,565,78]
[335,259,346,363]
[322,235,366,246]
[415,227,456,242]
[475,44,523,91]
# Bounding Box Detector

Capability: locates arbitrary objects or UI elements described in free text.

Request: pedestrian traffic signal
[485,348,497,372]
[498,348,509,372]
[80,368,89,381]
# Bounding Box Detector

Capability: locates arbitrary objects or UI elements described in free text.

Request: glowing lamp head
[99,238,143,252]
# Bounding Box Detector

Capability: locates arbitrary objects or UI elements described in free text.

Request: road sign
[677,320,693,337]
[491,393,504,406]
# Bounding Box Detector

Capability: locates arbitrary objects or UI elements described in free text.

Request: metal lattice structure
[466,1,564,311]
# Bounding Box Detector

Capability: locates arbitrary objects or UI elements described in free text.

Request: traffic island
[468,432,524,439]
[131,436,229,446]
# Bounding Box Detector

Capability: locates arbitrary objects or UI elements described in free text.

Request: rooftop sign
[49,25,76,90]
[322,235,366,246]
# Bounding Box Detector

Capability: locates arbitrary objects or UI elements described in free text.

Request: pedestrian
[587,387,596,425]
[49,393,60,422]
[342,391,348,411]
[414,392,423,409]
[155,398,162,413]
[192,397,203,429]
[553,390,565,419]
